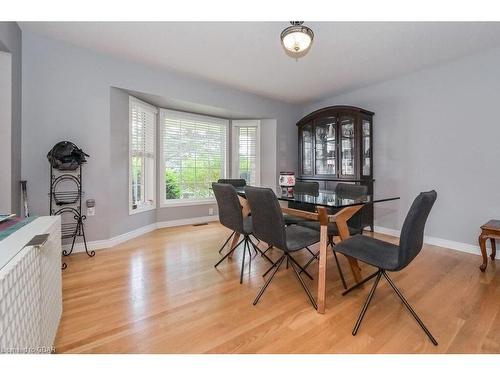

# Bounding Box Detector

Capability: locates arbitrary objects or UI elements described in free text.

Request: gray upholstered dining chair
[215,179,247,253]
[244,186,324,309]
[217,178,246,187]
[212,183,273,284]
[335,190,438,345]
[298,183,369,289]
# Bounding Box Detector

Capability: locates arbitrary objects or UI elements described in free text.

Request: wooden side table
[478,220,499,271]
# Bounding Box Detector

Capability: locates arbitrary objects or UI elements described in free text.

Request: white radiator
[0,216,62,354]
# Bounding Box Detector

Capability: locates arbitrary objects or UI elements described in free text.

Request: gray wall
[302,47,500,246]
[22,31,300,242]
[0,22,22,214]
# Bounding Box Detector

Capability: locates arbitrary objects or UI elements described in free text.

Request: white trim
[129,95,157,215]
[156,215,219,229]
[374,225,499,259]
[160,198,216,208]
[65,219,498,262]
[129,96,158,114]
[231,120,261,186]
[64,215,219,253]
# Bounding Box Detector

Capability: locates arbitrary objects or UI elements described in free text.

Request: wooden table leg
[490,238,496,261]
[332,206,363,283]
[479,234,488,272]
[317,207,329,314]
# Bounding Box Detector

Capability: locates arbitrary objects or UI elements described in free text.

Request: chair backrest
[289,181,319,211]
[335,183,368,197]
[212,183,244,233]
[334,183,368,229]
[398,190,437,269]
[294,181,319,195]
[217,179,246,187]
[244,186,287,250]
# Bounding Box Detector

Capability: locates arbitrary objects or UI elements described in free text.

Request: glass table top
[234,187,399,209]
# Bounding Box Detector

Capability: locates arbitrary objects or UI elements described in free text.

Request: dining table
[230,186,400,314]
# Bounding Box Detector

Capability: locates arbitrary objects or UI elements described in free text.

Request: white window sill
[160,199,216,208]
[129,204,156,215]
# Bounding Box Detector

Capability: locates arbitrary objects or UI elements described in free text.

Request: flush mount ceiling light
[280,21,314,59]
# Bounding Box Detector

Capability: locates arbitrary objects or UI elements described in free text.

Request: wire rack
[49,164,95,261]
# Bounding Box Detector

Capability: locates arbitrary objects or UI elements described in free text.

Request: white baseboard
[65,219,496,261]
[374,226,499,260]
[64,215,219,253]
[156,215,219,229]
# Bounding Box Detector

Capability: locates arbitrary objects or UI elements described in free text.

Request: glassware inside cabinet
[302,123,313,175]
[315,120,336,175]
[340,117,355,176]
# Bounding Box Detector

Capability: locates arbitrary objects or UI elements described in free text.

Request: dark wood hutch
[296,105,375,230]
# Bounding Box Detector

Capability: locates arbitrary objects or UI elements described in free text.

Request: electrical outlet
[87,207,95,216]
[208,208,214,215]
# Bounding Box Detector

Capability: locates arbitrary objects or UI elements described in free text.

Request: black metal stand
[50,164,94,261]
[344,268,438,346]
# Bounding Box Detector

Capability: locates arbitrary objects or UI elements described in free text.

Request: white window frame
[159,109,229,208]
[232,120,261,186]
[129,96,158,215]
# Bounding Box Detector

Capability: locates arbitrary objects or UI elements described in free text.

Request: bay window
[159,109,229,206]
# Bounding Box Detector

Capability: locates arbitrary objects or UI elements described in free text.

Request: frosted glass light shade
[280,22,314,58]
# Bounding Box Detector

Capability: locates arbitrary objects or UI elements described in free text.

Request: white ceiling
[19,22,500,104]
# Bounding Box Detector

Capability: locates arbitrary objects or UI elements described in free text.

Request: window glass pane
[237,126,258,185]
[130,98,156,211]
[161,110,228,201]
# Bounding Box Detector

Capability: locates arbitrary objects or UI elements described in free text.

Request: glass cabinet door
[339,115,355,177]
[314,118,336,175]
[301,123,313,175]
[362,118,371,176]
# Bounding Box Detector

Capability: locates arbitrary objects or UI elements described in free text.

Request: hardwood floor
[55,223,500,353]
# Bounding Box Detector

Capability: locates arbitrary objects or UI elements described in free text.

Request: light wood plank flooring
[55,223,500,353]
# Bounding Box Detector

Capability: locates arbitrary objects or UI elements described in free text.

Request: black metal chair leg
[352,271,382,336]
[262,261,277,278]
[248,238,275,265]
[251,234,261,245]
[342,270,380,296]
[214,238,244,268]
[301,251,317,271]
[218,231,235,254]
[289,255,314,280]
[305,246,317,258]
[240,239,248,284]
[289,257,318,309]
[247,237,258,256]
[382,271,438,346]
[286,257,289,269]
[262,245,272,255]
[332,250,348,289]
[247,240,253,270]
[253,255,286,305]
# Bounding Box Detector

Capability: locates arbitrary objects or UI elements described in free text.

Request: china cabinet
[297,106,375,229]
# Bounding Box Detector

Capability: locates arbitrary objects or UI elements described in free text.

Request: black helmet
[47,141,89,171]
